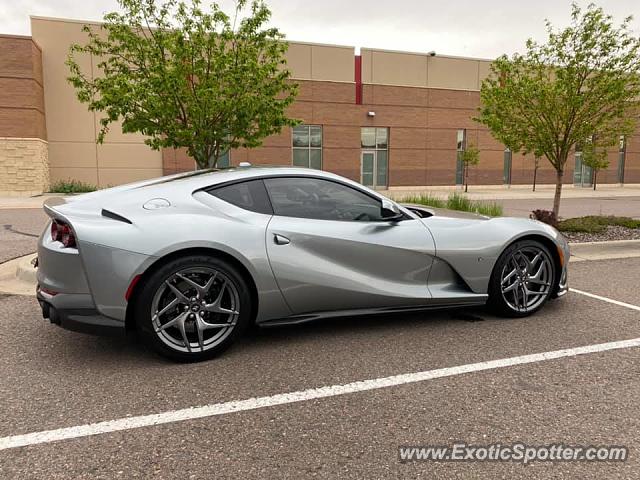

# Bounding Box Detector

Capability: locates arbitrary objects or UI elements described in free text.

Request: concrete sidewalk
[0,194,63,210]
[387,183,640,201]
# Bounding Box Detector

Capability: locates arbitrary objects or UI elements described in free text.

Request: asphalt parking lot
[0,255,638,478]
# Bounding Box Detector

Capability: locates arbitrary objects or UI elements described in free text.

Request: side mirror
[381,199,403,222]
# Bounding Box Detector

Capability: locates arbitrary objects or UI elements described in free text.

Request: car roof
[135,166,364,192]
[50,166,390,215]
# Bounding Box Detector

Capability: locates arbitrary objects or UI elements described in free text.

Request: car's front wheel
[487,239,556,317]
[135,255,252,361]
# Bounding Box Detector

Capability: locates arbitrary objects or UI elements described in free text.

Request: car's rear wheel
[488,239,556,317]
[135,255,251,361]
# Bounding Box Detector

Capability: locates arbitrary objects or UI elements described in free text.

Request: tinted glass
[361,128,376,148]
[376,150,388,187]
[456,130,465,151]
[264,177,383,221]
[376,128,388,149]
[310,126,322,148]
[293,149,309,167]
[209,179,272,215]
[292,126,310,147]
[217,150,230,168]
[309,149,322,170]
[361,153,374,187]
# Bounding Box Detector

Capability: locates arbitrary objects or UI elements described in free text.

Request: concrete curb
[0,253,37,296]
[569,239,640,263]
[0,240,638,296]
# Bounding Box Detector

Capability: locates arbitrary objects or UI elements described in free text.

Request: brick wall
[0,35,49,195]
[0,138,49,196]
[0,35,46,140]
[162,79,640,187]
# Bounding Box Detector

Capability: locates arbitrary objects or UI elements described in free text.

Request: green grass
[557,216,640,233]
[400,192,503,217]
[49,179,97,194]
[399,193,446,209]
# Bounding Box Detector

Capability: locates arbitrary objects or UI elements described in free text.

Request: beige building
[0,16,637,195]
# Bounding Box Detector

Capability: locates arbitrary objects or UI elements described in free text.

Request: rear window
[208,179,273,215]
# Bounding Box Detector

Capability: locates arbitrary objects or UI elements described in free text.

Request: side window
[263,177,383,221]
[208,179,272,215]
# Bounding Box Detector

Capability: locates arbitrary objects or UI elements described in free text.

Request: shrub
[530,209,558,228]
[399,193,446,209]
[49,179,97,194]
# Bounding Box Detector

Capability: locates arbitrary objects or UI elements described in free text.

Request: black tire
[134,255,252,362]
[487,239,556,318]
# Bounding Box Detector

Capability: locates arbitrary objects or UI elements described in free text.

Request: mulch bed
[562,225,640,243]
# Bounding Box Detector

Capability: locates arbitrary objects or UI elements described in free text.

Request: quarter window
[208,179,273,215]
[264,177,384,222]
[292,125,322,169]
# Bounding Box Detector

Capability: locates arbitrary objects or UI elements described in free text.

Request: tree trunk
[593,170,597,190]
[464,164,469,193]
[552,170,564,218]
[189,147,209,170]
[533,165,538,192]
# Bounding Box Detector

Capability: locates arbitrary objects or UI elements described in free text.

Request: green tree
[476,3,640,217]
[67,0,298,169]
[461,142,480,193]
[581,135,611,190]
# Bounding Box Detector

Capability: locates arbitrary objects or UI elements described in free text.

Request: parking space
[569,257,640,306]
[0,257,639,478]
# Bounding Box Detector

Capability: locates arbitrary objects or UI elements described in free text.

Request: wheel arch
[499,233,563,295]
[124,247,259,332]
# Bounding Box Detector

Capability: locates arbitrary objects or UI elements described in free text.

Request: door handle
[273,234,290,245]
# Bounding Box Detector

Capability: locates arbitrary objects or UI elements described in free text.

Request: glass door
[573,153,593,187]
[361,151,375,188]
[503,149,512,185]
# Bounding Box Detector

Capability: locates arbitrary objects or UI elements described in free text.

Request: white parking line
[2,336,640,451]
[571,288,640,312]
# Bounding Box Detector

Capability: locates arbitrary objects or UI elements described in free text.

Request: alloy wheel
[150,267,240,353]
[500,246,553,313]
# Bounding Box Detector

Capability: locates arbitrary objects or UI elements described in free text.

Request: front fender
[422,217,564,294]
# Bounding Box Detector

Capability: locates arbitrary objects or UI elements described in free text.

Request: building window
[292,125,322,169]
[503,147,512,185]
[200,149,231,169]
[360,127,389,188]
[618,135,626,184]
[217,150,230,168]
[455,129,466,185]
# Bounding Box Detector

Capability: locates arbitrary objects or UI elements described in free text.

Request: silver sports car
[37,167,569,361]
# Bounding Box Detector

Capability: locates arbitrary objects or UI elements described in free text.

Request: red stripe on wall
[355,55,362,105]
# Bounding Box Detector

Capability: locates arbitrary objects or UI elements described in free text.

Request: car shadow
[35,305,494,366]
[241,306,491,346]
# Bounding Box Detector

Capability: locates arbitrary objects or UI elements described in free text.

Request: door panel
[266,216,435,314]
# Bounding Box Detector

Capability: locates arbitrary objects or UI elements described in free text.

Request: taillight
[51,220,77,248]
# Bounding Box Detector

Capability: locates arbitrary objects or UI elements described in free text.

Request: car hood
[401,203,490,221]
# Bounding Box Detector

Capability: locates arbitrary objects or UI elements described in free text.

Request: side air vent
[101,209,132,224]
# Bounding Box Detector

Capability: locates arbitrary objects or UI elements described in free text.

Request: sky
[1,0,639,58]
